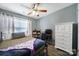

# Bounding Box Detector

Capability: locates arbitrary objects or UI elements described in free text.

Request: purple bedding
[0,39,45,56]
[0,48,31,56]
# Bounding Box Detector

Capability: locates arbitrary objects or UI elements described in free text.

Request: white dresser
[55,22,78,55]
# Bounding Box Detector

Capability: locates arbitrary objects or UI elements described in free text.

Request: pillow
[12,32,25,39]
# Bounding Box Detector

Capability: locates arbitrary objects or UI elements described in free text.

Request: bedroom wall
[36,4,78,40]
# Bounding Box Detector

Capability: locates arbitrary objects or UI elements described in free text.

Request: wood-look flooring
[44,44,70,56]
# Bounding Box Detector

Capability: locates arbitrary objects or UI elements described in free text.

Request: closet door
[55,24,65,50]
[55,22,73,54]
[63,23,73,54]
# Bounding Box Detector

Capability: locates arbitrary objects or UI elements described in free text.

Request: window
[14,18,27,33]
[14,17,32,36]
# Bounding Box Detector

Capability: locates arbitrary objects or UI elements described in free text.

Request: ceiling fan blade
[38,10,47,12]
[27,12,32,15]
[32,4,35,9]
[21,4,31,9]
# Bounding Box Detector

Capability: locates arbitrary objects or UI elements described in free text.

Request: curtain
[0,12,32,40]
[25,19,32,36]
[0,12,13,40]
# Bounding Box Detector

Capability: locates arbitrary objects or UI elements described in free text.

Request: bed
[0,32,45,56]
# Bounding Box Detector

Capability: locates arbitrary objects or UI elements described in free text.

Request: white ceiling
[0,3,73,19]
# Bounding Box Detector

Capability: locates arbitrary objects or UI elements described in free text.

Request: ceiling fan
[21,3,47,16]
